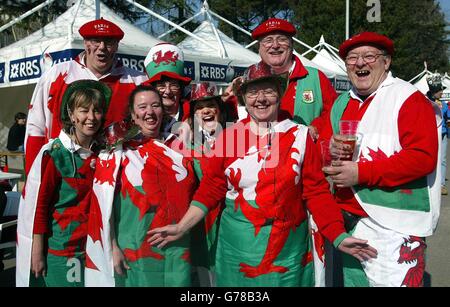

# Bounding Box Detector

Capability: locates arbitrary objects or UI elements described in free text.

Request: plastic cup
[320,140,333,167]
[339,120,360,161]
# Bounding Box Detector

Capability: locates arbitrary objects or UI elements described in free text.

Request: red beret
[252,18,296,40]
[79,18,124,41]
[339,31,394,59]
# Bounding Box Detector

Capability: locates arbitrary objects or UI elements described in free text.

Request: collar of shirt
[289,57,296,75]
[349,71,395,103]
[76,52,120,79]
[58,130,94,159]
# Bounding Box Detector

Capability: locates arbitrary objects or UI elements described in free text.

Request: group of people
[14,15,442,288]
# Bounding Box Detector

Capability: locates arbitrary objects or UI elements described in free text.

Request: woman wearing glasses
[147,62,377,287]
[143,43,192,135]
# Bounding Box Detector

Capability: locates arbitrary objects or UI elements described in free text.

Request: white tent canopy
[306,35,347,77]
[0,0,257,89]
[0,0,163,88]
[178,20,260,66]
[411,71,432,94]
[299,35,350,92]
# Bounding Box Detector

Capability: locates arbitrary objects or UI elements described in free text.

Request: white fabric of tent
[443,73,450,89]
[294,50,339,78]
[0,0,162,88]
[413,73,432,94]
[302,35,348,79]
[311,49,347,77]
[178,20,260,67]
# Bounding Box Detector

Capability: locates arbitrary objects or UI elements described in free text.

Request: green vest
[293,66,323,125]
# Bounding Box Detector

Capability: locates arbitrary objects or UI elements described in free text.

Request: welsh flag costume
[16,131,97,286]
[326,72,441,286]
[25,53,147,174]
[190,118,347,286]
[85,136,196,286]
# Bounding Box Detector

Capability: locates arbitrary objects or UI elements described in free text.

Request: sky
[438,0,450,58]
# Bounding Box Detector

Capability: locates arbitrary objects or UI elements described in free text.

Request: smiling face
[193,99,221,133]
[258,32,293,74]
[154,79,182,115]
[70,103,104,143]
[84,38,118,77]
[244,80,280,124]
[131,90,163,138]
[345,45,391,96]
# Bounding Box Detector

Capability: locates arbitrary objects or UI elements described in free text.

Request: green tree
[291,0,449,80]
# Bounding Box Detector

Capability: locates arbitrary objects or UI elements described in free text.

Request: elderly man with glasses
[234,18,338,141]
[25,18,147,174]
[322,32,441,287]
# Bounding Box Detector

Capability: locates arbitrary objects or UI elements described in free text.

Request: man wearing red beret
[249,18,338,140]
[322,32,441,287]
[24,18,148,174]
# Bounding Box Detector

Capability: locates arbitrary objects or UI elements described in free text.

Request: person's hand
[331,134,353,160]
[31,237,46,278]
[176,120,193,146]
[307,125,319,142]
[147,224,184,249]
[322,160,358,188]
[338,236,378,262]
[221,77,243,102]
[112,244,130,276]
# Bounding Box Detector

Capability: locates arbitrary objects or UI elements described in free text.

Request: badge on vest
[302,90,314,103]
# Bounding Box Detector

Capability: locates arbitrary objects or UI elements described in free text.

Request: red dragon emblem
[397,236,426,287]
[228,128,308,278]
[94,154,116,186]
[152,50,179,67]
[120,141,195,264]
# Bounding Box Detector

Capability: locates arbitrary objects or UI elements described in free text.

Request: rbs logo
[200,63,226,81]
[9,56,41,81]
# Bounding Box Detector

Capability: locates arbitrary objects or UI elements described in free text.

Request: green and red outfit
[321,73,441,286]
[190,118,347,286]
[112,136,197,287]
[20,131,95,287]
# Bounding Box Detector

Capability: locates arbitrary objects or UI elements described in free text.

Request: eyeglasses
[245,88,278,99]
[345,53,385,65]
[155,81,181,92]
[87,38,118,48]
[260,36,291,48]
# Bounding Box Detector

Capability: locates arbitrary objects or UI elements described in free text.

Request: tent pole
[95,0,100,19]
[157,12,201,39]
[0,0,56,34]
[345,0,350,39]
[205,10,228,58]
[208,10,252,36]
[68,0,84,42]
[124,0,218,51]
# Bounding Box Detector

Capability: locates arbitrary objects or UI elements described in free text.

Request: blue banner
[200,62,248,82]
[330,78,352,92]
[184,61,195,79]
[0,62,5,84]
[200,62,227,82]
[9,55,42,82]
[117,53,145,73]
[4,48,248,84]
[6,49,81,83]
